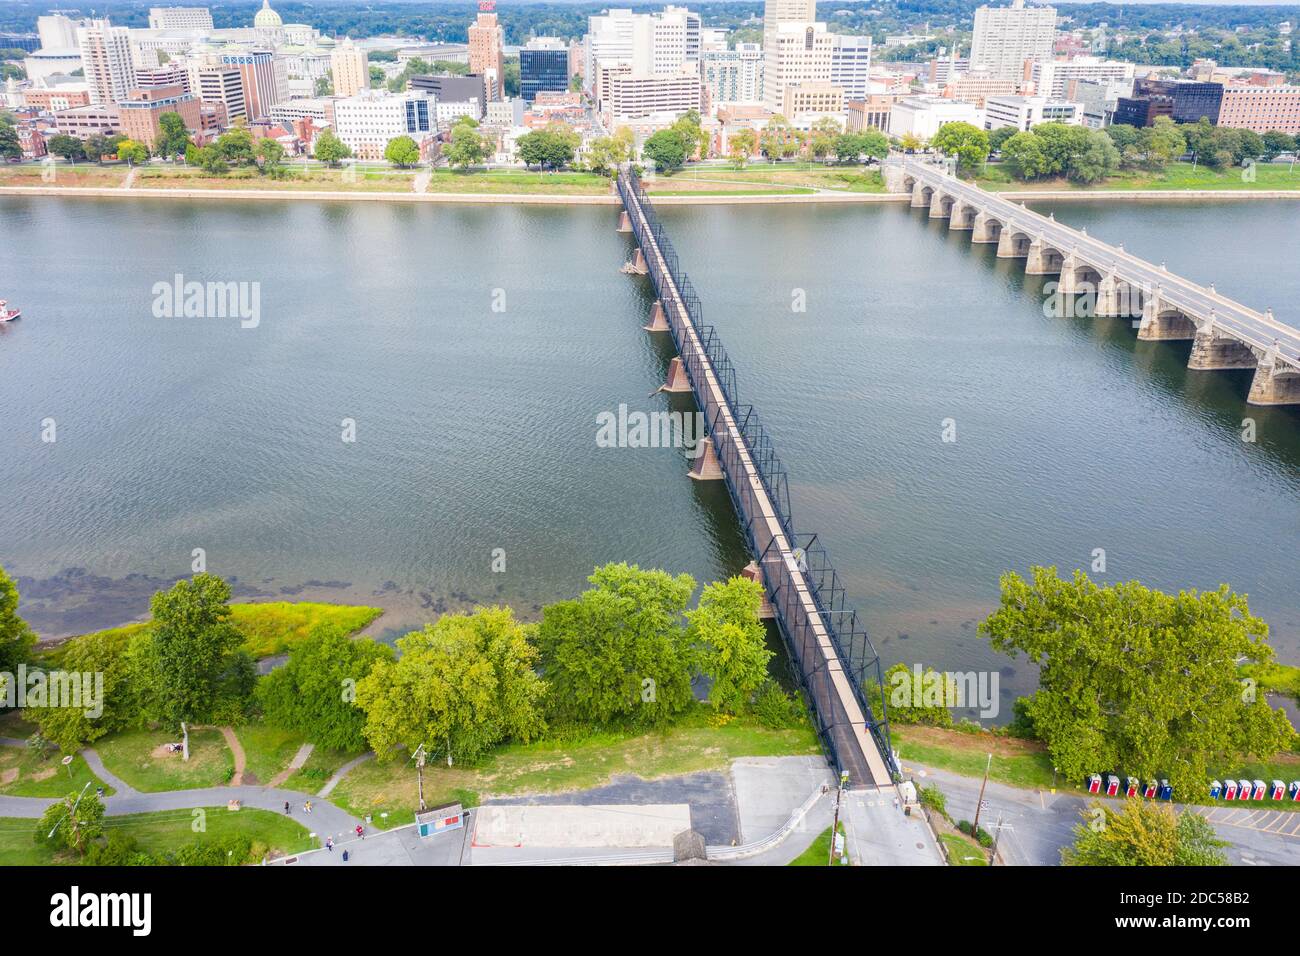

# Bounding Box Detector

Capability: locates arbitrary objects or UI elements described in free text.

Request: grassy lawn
[0,807,315,865]
[0,745,113,798]
[94,728,234,793]
[229,601,382,657]
[231,723,306,786]
[38,600,382,663]
[331,708,821,829]
[281,745,366,795]
[788,822,847,866]
[977,160,1300,192]
[939,832,989,866]
[0,164,130,188]
[0,709,39,739]
[649,163,886,193]
[426,168,609,195]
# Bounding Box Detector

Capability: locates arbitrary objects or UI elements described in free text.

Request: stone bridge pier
[1187,321,1259,371]
[1024,239,1065,275]
[1248,354,1300,405]
[1137,295,1197,341]
[996,227,1031,258]
[971,212,1000,243]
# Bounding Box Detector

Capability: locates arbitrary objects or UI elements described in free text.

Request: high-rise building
[469,2,505,101]
[1218,84,1300,133]
[700,43,763,105]
[194,65,247,123]
[220,49,285,120]
[763,21,835,115]
[830,34,872,102]
[77,20,135,106]
[1027,57,1133,98]
[331,37,369,97]
[135,63,191,93]
[333,89,435,159]
[37,14,84,50]
[585,7,702,110]
[410,73,486,118]
[520,37,570,102]
[147,7,214,31]
[970,0,1056,81]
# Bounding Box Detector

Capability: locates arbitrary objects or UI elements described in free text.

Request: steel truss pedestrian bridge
[616,168,896,790]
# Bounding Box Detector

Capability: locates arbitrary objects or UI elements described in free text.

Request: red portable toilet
[1223,780,1238,800]
[1271,780,1285,800]
[1252,780,1267,800]
[1087,773,1102,794]
[1237,779,1253,801]
[1144,780,1158,799]
[1125,776,1140,798]
[1105,774,1120,797]
[1290,781,1300,802]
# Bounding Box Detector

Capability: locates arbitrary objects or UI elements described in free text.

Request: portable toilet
[1237,779,1253,801]
[1223,780,1238,800]
[1105,774,1121,797]
[1157,780,1172,801]
[1210,780,1223,800]
[1291,781,1300,802]
[1145,779,1159,799]
[1252,780,1267,800]
[1271,780,1286,801]
[1125,776,1140,798]
[1088,773,1102,794]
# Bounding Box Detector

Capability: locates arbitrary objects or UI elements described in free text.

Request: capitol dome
[254,0,283,28]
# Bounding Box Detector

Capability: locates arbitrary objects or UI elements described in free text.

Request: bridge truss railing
[618,168,895,783]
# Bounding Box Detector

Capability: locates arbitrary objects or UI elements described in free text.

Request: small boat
[0,300,20,322]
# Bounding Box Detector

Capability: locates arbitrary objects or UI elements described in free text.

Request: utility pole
[989,814,1006,864]
[971,753,992,838]
[411,743,427,811]
[829,769,849,866]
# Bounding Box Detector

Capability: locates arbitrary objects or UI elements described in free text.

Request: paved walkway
[267,743,314,789]
[79,747,137,795]
[317,752,373,797]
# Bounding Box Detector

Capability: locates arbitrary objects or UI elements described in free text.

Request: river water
[1,194,1296,715]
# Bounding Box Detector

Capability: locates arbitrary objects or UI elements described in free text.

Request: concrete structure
[983,94,1080,131]
[969,0,1057,81]
[1218,85,1300,134]
[700,43,763,106]
[602,67,701,124]
[410,74,486,119]
[763,21,835,115]
[946,72,1018,107]
[52,104,121,137]
[77,20,134,106]
[888,95,982,140]
[888,157,1300,406]
[147,7,214,31]
[194,66,247,124]
[468,3,505,101]
[331,37,370,98]
[118,83,199,150]
[22,49,84,84]
[23,84,91,112]
[333,89,435,159]
[135,64,191,93]
[1028,57,1133,98]
[219,48,286,121]
[829,34,872,102]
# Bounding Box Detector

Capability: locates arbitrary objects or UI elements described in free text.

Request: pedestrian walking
[355,824,364,840]
[304,800,312,814]
[342,849,348,862]
[283,801,290,815]
[326,837,334,852]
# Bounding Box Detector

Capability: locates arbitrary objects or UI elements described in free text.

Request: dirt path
[220,727,247,786]
[267,743,314,789]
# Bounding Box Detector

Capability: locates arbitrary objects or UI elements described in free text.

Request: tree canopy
[1063,800,1228,866]
[980,567,1294,796]
[686,576,772,713]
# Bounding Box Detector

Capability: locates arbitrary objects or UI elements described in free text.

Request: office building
[219,48,286,120]
[969,0,1057,81]
[830,34,872,102]
[77,20,135,105]
[410,73,486,118]
[194,65,247,123]
[763,21,835,115]
[331,37,369,97]
[700,43,763,105]
[333,89,436,159]
[147,7,214,31]
[983,93,1080,130]
[1028,57,1133,98]
[520,37,569,102]
[118,84,200,150]
[1218,85,1300,133]
[889,94,983,139]
[469,5,505,101]
[602,66,702,123]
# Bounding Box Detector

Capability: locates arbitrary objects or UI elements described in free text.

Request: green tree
[46,134,86,163]
[1142,117,1186,170]
[1262,129,1295,160]
[642,127,687,172]
[1067,129,1121,184]
[116,139,148,166]
[215,126,256,166]
[980,568,1295,797]
[515,127,575,170]
[0,564,35,676]
[537,563,696,728]
[84,133,110,164]
[502,56,520,97]
[257,625,393,752]
[760,114,799,160]
[1062,801,1228,866]
[728,127,757,167]
[1032,122,1093,176]
[988,125,1019,153]
[0,119,19,160]
[687,577,772,714]
[931,121,990,172]
[443,124,488,169]
[156,111,191,158]
[355,607,546,763]
[806,117,842,161]
[384,134,421,168]
[313,128,352,167]
[255,137,285,172]
[1001,131,1050,179]
[867,662,955,727]
[36,789,105,856]
[33,626,138,754]
[585,126,634,175]
[134,574,254,759]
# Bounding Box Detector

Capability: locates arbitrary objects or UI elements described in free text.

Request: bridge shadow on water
[916,206,1300,478]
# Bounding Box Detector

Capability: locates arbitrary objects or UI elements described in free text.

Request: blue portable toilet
[1157,779,1172,801]
[1290,781,1300,802]
[1210,780,1223,800]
